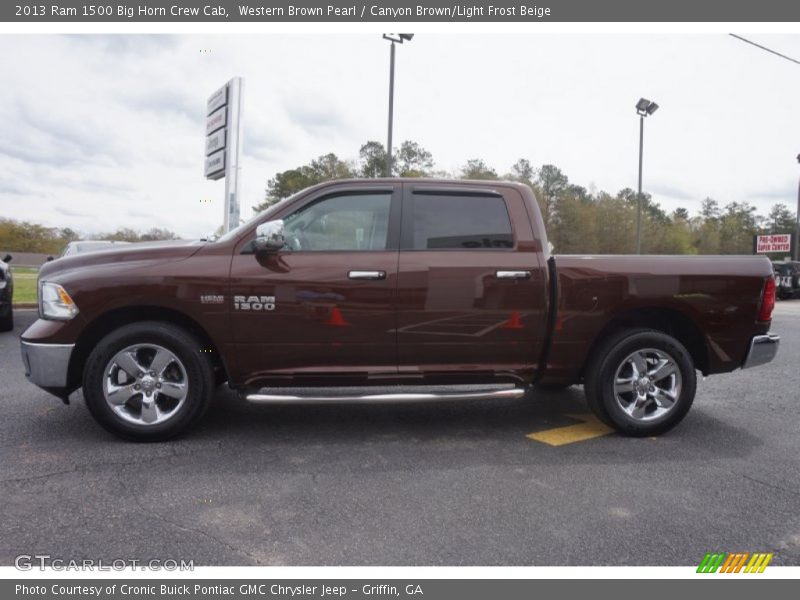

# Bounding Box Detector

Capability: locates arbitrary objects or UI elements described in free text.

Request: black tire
[0,307,12,332]
[584,328,696,437]
[82,321,214,441]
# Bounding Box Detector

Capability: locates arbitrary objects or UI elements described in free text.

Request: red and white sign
[756,234,792,253]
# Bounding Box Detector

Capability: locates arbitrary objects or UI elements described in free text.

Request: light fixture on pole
[383,33,414,177]
[635,97,659,254]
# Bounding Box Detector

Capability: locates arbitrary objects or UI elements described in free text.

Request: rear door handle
[496,270,531,280]
[348,270,386,280]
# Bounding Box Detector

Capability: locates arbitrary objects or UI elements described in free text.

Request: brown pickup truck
[20,179,779,441]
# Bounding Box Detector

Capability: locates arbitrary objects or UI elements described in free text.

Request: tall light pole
[383,33,413,177]
[635,98,659,254]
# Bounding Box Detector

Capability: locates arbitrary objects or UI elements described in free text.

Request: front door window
[283,193,392,252]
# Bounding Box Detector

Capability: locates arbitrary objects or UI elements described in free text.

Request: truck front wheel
[584,329,696,437]
[82,322,214,441]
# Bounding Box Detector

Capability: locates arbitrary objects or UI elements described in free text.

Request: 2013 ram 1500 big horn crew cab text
[20,179,780,441]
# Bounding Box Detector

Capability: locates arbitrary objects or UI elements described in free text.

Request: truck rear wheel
[584,329,696,437]
[82,321,214,441]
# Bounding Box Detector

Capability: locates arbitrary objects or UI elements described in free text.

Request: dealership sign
[207,84,228,115]
[755,234,792,254]
[204,77,244,233]
[205,128,226,155]
[205,106,227,136]
[204,84,228,180]
[204,150,225,179]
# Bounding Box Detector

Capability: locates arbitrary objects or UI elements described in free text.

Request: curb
[12,303,37,309]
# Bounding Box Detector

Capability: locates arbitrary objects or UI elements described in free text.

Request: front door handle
[348,270,386,280]
[496,270,531,280]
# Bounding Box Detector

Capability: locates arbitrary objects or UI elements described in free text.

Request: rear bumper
[20,341,74,388]
[742,334,780,369]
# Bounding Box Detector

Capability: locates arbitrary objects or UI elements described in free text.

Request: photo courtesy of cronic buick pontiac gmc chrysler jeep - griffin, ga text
[19,179,779,441]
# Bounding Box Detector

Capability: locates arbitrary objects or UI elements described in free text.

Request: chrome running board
[245,386,526,405]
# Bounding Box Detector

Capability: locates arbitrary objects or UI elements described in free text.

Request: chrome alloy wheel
[613,348,682,422]
[103,344,188,426]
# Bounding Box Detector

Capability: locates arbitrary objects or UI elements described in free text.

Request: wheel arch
[67,306,230,390]
[580,306,709,378]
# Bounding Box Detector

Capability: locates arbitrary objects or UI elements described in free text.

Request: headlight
[39,282,79,320]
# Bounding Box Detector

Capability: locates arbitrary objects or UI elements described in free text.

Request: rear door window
[404,193,514,250]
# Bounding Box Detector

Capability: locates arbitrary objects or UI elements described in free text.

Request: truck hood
[39,239,207,279]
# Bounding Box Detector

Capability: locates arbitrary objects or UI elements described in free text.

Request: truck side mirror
[254,220,286,253]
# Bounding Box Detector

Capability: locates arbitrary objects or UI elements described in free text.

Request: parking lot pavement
[1,306,799,566]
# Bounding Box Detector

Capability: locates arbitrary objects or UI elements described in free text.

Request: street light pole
[382,34,413,178]
[636,114,644,255]
[634,98,659,254]
[386,40,395,178]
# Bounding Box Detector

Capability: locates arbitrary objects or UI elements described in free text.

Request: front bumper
[20,341,74,388]
[742,334,780,369]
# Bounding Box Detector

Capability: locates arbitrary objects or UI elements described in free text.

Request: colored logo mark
[697,552,773,573]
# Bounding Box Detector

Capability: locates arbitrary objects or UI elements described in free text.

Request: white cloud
[1,33,799,238]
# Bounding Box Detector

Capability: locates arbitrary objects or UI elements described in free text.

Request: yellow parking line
[526,413,614,446]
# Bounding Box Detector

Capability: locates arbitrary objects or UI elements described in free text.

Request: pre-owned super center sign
[755,234,792,253]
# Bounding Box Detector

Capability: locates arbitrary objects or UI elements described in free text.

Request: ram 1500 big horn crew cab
[20,179,779,441]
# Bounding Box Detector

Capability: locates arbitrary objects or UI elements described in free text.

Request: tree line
[2,140,794,257]
[255,140,797,257]
[0,219,178,255]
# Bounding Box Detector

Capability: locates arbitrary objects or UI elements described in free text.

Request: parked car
[0,254,12,332]
[20,179,779,441]
[772,261,800,299]
[57,240,131,259]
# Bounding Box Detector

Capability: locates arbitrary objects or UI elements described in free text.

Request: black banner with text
[6,579,798,600]
[4,0,800,22]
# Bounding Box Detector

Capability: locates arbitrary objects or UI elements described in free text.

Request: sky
[0,33,799,238]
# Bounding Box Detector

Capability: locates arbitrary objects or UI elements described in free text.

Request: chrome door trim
[496,270,531,280]
[348,270,387,280]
